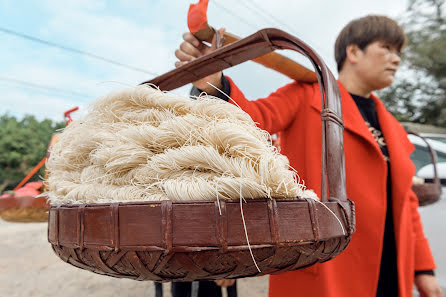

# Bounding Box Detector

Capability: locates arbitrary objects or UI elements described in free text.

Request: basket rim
[48,197,355,252]
[49,196,340,207]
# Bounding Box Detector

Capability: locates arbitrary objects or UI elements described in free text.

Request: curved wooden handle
[223,32,317,83]
[193,27,317,83]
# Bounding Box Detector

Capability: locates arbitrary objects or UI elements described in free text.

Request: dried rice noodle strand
[201,122,273,159]
[47,171,81,185]
[48,126,117,171]
[160,176,267,201]
[115,125,172,153]
[107,108,176,126]
[50,182,166,204]
[100,143,152,174]
[91,86,251,122]
[188,97,253,123]
[91,87,188,117]
[148,145,260,180]
[131,165,217,185]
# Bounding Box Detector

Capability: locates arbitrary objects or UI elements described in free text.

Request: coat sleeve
[409,189,436,271]
[226,76,314,134]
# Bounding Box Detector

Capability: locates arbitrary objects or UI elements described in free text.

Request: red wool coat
[226,77,436,297]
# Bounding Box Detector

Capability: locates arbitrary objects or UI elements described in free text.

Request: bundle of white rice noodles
[46,85,317,204]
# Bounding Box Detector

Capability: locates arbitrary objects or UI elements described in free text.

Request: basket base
[51,236,349,282]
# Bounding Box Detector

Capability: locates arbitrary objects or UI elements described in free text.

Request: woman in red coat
[175,15,442,297]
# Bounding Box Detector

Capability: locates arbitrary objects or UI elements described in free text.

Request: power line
[0,76,91,99]
[243,0,298,34]
[212,1,259,31]
[229,0,334,65]
[0,26,159,77]
[0,83,85,101]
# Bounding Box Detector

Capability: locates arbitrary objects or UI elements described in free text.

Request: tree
[378,0,446,127]
[0,114,64,193]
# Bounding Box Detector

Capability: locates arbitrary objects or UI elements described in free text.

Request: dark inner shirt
[351,94,398,297]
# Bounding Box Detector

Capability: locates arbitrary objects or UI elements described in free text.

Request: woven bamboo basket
[409,132,442,206]
[47,28,355,282]
[0,195,49,223]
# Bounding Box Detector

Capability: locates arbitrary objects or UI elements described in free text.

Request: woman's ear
[345,44,360,65]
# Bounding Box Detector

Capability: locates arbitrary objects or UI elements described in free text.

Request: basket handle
[142,28,346,202]
[408,131,440,185]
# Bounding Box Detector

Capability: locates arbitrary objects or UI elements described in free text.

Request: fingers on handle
[176,28,226,68]
[174,48,196,62]
[183,32,201,47]
[174,61,188,68]
[211,27,226,50]
[214,279,235,287]
[179,41,202,58]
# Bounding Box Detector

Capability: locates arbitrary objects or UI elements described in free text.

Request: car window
[411,144,446,171]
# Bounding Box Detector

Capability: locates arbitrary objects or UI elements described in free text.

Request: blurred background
[0,0,445,296]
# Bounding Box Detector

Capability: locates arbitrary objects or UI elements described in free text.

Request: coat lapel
[309,81,415,209]
[371,95,416,212]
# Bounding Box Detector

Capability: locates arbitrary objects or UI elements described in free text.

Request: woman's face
[355,40,401,91]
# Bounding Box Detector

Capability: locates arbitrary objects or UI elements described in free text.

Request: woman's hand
[174,28,225,95]
[415,274,444,297]
[214,279,235,287]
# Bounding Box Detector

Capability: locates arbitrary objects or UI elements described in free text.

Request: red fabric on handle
[188,0,209,34]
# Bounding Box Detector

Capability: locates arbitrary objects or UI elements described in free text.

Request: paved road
[0,219,268,297]
[0,195,444,297]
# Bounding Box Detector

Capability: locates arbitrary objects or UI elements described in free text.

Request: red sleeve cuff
[414,237,436,271]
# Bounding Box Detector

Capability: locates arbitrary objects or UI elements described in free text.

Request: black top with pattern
[351,94,398,297]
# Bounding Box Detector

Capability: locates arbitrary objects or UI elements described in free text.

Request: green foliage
[378,0,446,127]
[0,114,64,192]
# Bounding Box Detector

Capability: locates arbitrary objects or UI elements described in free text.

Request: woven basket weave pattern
[52,238,349,281]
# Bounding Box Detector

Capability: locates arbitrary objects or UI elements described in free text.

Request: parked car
[417,162,446,184]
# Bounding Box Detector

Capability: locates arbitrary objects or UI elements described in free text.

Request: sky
[0,0,408,122]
